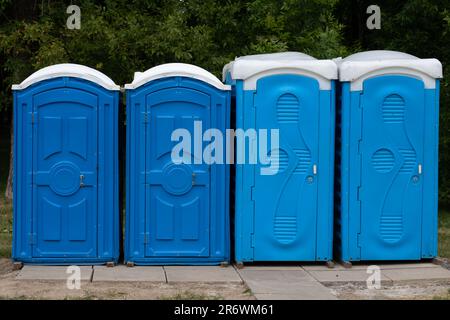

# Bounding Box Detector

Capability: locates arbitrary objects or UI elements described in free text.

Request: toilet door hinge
[143,233,149,244]
[357,233,361,248]
[29,233,36,245]
[31,112,37,124]
[142,112,149,124]
[250,234,255,248]
[250,186,256,201]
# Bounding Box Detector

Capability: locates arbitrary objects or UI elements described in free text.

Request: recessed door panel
[360,76,424,260]
[32,88,98,258]
[145,88,210,257]
[253,75,320,261]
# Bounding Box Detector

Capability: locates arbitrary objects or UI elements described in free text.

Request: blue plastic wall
[228,74,335,262]
[12,77,120,264]
[336,76,439,261]
[125,76,230,265]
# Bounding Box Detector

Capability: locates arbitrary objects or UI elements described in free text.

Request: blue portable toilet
[12,64,120,265]
[125,63,231,265]
[223,52,338,264]
[336,51,443,262]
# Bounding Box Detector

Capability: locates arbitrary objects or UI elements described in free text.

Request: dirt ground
[327,282,450,300]
[0,259,254,300]
[2,258,450,300]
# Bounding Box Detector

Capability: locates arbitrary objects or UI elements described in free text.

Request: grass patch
[0,126,10,193]
[242,288,253,296]
[1,127,11,258]
[433,288,450,300]
[0,195,12,258]
[0,295,40,300]
[159,291,224,300]
[438,209,450,259]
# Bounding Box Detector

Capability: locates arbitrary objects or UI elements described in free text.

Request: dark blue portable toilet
[12,64,120,265]
[223,52,337,264]
[125,63,231,265]
[336,51,442,262]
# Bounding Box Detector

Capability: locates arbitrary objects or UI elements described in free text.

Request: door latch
[80,174,85,187]
[313,164,318,175]
[192,172,196,186]
[418,164,422,175]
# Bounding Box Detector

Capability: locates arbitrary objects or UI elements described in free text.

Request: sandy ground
[1,259,449,300]
[0,259,253,300]
[327,281,450,300]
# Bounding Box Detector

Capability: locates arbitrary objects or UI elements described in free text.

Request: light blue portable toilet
[12,64,120,265]
[336,51,443,263]
[125,63,231,265]
[223,52,338,265]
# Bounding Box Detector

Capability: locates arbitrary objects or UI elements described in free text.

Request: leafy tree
[2,0,448,206]
[335,0,450,204]
[0,0,348,199]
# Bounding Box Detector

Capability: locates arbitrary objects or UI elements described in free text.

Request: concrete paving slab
[92,266,166,282]
[378,263,440,270]
[301,264,347,271]
[164,266,242,283]
[16,265,93,281]
[302,262,439,271]
[306,270,392,284]
[237,269,337,299]
[381,267,450,283]
[237,265,303,271]
[255,292,337,300]
[238,270,320,294]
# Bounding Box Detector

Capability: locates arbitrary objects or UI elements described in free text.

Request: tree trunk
[5,123,13,200]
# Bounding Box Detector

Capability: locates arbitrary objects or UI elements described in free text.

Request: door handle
[418,164,422,175]
[313,164,317,175]
[80,174,85,187]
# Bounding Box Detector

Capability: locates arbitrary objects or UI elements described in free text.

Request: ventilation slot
[293,149,311,174]
[382,94,405,123]
[265,149,289,174]
[274,216,297,244]
[276,94,299,123]
[399,149,416,173]
[372,149,395,173]
[380,215,403,243]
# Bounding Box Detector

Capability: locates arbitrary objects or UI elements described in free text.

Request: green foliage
[335,0,450,204]
[438,209,450,258]
[0,0,448,203]
[0,0,347,89]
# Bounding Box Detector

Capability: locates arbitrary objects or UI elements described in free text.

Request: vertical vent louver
[382,94,405,123]
[277,94,299,123]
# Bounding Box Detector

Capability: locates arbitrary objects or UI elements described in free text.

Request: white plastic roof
[12,63,120,91]
[125,63,230,90]
[342,50,418,62]
[339,50,443,90]
[223,52,338,90]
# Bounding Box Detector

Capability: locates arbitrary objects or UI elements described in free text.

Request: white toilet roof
[339,50,442,89]
[12,63,120,91]
[222,52,338,90]
[125,63,230,90]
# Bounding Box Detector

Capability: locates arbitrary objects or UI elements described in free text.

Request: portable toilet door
[223,52,338,264]
[12,64,120,265]
[337,51,443,262]
[125,63,231,265]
